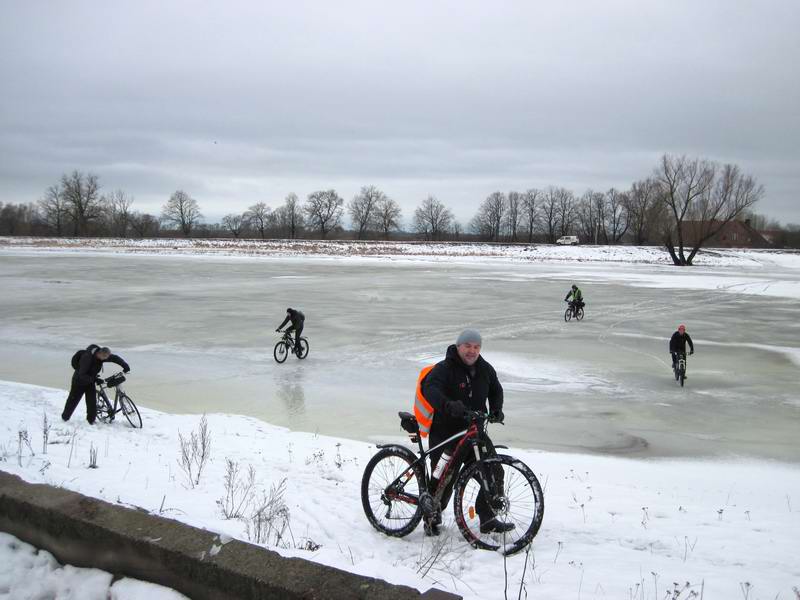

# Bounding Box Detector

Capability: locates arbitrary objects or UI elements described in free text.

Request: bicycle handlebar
[464,410,504,425]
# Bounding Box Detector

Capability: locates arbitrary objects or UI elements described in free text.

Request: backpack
[71,344,100,370]
[413,365,436,438]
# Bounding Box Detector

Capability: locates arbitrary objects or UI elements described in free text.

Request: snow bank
[1,380,798,600]
[0,531,188,600]
[2,236,797,267]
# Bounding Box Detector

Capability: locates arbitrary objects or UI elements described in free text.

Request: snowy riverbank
[1,380,798,599]
[2,236,797,267]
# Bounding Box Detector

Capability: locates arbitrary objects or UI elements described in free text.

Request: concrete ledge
[0,471,459,600]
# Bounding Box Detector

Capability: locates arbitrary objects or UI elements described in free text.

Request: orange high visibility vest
[414,365,436,438]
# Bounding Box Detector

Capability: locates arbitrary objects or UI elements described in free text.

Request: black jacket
[73,346,130,387]
[422,345,503,437]
[669,331,694,354]
[278,309,305,330]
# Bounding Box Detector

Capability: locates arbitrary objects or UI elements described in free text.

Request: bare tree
[540,187,563,243]
[348,185,385,239]
[625,178,661,245]
[161,190,203,236]
[576,190,602,244]
[304,189,343,238]
[602,188,629,243]
[222,213,246,238]
[104,189,134,238]
[375,196,402,239]
[61,171,103,236]
[280,193,304,239]
[38,184,69,236]
[556,188,577,237]
[129,211,160,238]
[413,196,453,241]
[244,202,272,239]
[521,189,540,243]
[471,192,506,241]
[505,191,522,241]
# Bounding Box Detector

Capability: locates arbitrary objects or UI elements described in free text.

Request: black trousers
[428,430,501,524]
[285,324,303,349]
[62,381,97,424]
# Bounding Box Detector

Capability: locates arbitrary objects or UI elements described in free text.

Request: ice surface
[0,246,799,461]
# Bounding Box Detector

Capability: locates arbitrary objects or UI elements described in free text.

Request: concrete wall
[0,471,459,600]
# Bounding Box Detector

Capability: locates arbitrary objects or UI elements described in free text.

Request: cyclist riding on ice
[276,307,305,353]
[669,324,694,378]
[564,284,584,315]
[418,329,510,537]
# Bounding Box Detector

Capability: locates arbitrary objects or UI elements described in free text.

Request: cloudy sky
[1,1,798,226]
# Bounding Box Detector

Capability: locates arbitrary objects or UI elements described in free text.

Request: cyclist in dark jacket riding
[276,308,305,351]
[669,324,695,377]
[421,329,510,536]
[62,345,130,424]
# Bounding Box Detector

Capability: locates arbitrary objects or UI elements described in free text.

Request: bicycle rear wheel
[296,338,309,359]
[453,454,544,556]
[119,393,143,428]
[273,341,289,363]
[576,307,584,321]
[361,446,425,537]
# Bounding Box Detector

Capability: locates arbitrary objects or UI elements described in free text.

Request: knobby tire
[361,446,425,537]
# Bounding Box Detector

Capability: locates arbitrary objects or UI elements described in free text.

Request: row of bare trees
[465,155,765,264]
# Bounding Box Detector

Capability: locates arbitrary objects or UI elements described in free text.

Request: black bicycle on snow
[95,372,142,428]
[361,410,544,556]
[273,330,309,363]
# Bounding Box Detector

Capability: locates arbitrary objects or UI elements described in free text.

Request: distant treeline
[1,154,797,262]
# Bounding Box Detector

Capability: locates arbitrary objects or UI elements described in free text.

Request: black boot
[480,517,516,534]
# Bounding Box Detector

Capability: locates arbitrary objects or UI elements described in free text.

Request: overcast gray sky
[1,1,798,226]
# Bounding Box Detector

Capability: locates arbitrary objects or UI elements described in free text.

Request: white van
[556,236,579,246]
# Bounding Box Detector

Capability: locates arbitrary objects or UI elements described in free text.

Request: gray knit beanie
[456,329,482,346]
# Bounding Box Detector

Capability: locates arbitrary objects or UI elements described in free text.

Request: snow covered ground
[1,381,799,600]
[1,235,796,267]
[0,531,188,599]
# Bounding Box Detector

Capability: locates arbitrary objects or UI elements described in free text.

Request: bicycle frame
[380,416,499,512]
[95,381,125,419]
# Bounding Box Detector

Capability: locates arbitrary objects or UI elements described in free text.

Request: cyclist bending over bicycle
[276,307,305,353]
[417,329,510,536]
[62,344,130,425]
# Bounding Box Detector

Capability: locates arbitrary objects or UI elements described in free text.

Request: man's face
[457,342,481,366]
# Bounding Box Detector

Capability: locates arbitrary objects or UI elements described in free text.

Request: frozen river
[1,248,799,461]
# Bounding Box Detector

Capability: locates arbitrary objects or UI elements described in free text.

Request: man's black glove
[94,377,103,385]
[446,400,467,418]
[689,350,694,355]
[123,367,130,374]
[489,409,505,423]
[276,328,281,332]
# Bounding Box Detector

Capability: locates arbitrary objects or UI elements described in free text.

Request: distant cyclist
[564,284,584,316]
[62,344,130,424]
[669,324,694,378]
[276,308,305,353]
[420,329,510,536]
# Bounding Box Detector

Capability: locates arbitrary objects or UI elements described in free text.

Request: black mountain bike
[673,353,687,387]
[273,330,309,363]
[564,300,584,322]
[95,372,142,428]
[361,410,544,556]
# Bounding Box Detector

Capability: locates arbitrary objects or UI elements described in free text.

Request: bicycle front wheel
[453,454,544,556]
[564,307,572,322]
[296,338,309,359]
[273,341,289,363]
[95,390,113,423]
[361,446,425,538]
[119,393,143,428]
